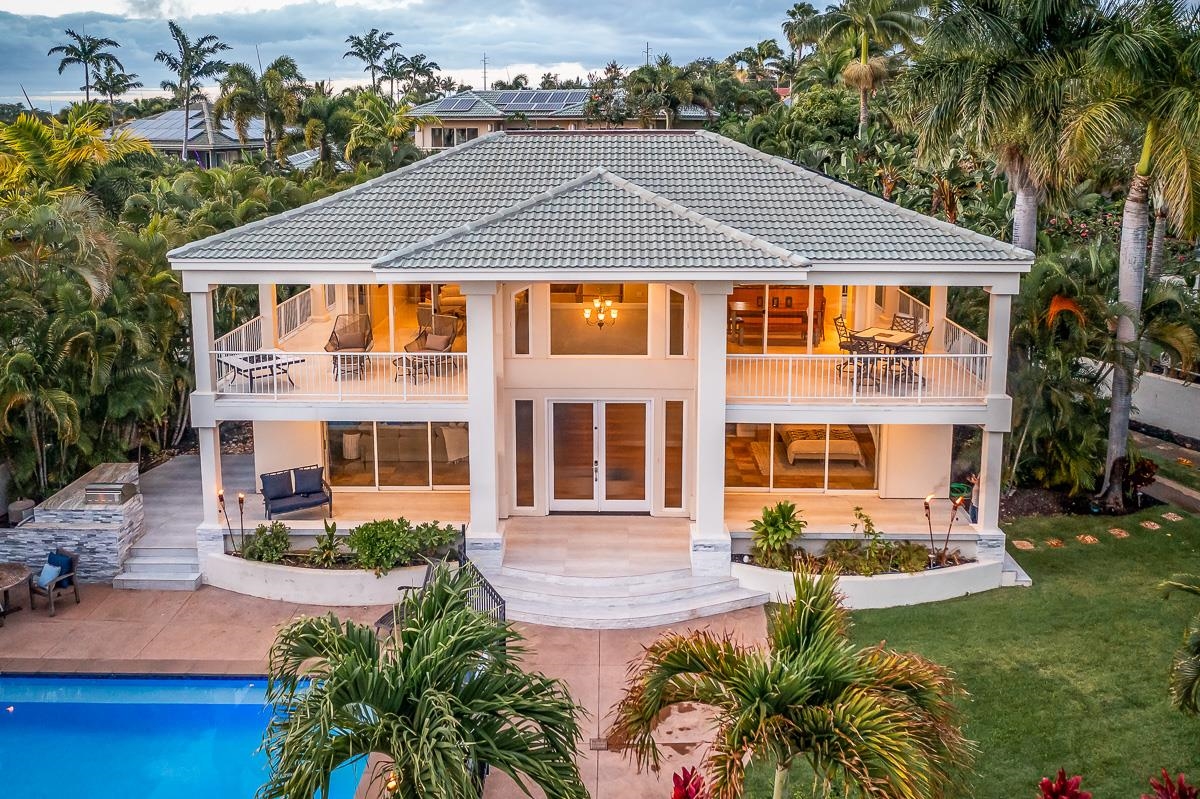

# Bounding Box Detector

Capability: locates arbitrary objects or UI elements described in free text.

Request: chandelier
[583,297,618,329]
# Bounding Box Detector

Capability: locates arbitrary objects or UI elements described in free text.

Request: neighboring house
[406,88,713,150]
[285,148,352,173]
[168,130,1030,615]
[116,99,266,168]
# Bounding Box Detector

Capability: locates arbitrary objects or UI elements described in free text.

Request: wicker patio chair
[324,313,373,380]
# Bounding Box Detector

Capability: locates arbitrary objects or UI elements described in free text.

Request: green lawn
[743,507,1200,798]
[1144,450,1200,494]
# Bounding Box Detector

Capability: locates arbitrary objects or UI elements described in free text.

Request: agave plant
[1039,769,1091,799]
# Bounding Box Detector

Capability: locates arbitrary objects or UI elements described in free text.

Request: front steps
[479,565,769,629]
[113,545,201,591]
[1001,552,1033,587]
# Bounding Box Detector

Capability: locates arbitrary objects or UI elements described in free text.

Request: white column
[928,285,948,352]
[310,284,330,322]
[986,290,1013,396]
[258,283,277,348]
[387,284,396,351]
[190,289,216,392]
[976,429,1004,533]
[462,282,502,567]
[196,424,226,559]
[883,285,900,319]
[693,282,733,576]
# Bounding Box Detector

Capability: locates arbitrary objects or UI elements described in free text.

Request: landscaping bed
[745,505,1200,799]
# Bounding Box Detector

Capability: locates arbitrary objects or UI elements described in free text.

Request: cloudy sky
[2,0,788,108]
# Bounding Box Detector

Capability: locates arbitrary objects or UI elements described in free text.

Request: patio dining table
[0,562,31,623]
[851,326,917,352]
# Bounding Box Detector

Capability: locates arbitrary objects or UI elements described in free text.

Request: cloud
[2,0,786,106]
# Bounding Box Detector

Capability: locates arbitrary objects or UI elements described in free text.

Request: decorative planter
[202,553,434,606]
[731,559,1005,610]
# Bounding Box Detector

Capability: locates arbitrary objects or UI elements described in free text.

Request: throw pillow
[48,551,73,587]
[261,471,293,501]
[425,334,452,351]
[293,465,324,495]
[37,563,62,589]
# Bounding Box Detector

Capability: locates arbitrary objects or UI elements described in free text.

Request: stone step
[502,587,769,629]
[484,571,742,606]
[1001,552,1033,587]
[493,566,695,588]
[112,571,202,591]
[121,556,201,574]
[128,545,200,560]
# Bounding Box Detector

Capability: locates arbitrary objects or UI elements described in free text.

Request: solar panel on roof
[507,102,536,111]
[534,103,557,111]
[548,91,568,103]
[567,90,590,104]
[496,91,519,104]
[457,98,478,111]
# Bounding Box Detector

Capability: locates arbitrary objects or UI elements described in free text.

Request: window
[514,401,535,506]
[549,283,649,355]
[323,422,469,489]
[668,289,686,356]
[728,284,825,353]
[430,127,480,148]
[513,288,530,355]
[724,423,877,491]
[664,401,685,508]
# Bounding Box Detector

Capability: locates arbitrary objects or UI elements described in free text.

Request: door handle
[593,460,599,481]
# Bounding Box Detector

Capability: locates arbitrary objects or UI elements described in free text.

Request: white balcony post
[928,285,948,352]
[693,281,733,576]
[310,283,330,322]
[986,290,1013,396]
[198,424,223,527]
[190,289,216,393]
[976,428,1004,532]
[258,284,278,349]
[462,282,502,567]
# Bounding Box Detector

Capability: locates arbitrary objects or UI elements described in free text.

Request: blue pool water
[0,675,365,799]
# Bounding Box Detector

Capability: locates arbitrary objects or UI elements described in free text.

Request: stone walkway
[0,583,768,798]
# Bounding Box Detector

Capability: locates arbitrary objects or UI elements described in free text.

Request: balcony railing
[277,288,313,341]
[726,353,990,404]
[213,316,263,353]
[942,320,989,382]
[212,350,468,402]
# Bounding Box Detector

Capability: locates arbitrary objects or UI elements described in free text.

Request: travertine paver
[0,584,769,799]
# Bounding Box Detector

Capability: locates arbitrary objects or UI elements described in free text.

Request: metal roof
[169,130,1033,265]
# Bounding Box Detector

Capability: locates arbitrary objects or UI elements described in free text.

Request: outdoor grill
[83,482,138,505]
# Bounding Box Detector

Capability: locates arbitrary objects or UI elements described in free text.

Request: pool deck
[0,583,768,798]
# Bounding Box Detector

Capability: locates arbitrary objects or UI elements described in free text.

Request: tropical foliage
[261,567,588,799]
[609,570,973,799]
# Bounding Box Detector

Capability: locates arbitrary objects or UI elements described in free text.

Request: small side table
[0,562,32,624]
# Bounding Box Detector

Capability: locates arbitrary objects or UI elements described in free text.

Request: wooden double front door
[549,401,649,512]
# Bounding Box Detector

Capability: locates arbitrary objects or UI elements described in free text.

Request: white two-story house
[169,130,1030,619]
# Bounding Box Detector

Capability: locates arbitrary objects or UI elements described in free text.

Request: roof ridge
[372,168,810,269]
[694,130,1034,261]
[169,131,508,259]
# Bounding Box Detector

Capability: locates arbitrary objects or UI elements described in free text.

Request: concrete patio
[0,582,768,799]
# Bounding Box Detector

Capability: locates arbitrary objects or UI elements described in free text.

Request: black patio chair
[834,316,878,381]
[895,329,933,385]
[890,314,919,333]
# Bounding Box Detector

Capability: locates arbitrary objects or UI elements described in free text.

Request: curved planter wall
[203,553,430,606]
[732,559,1004,610]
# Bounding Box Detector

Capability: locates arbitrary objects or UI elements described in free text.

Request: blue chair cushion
[268,493,328,514]
[37,563,61,589]
[292,466,324,496]
[47,551,73,587]
[261,471,293,501]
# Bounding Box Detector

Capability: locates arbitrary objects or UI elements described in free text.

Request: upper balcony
[210,286,467,403]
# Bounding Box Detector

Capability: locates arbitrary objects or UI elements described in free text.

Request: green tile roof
[169,130,1033,265]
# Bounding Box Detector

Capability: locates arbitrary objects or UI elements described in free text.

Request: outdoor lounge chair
[324,313,373,380]
[28,547,80,617]
[395,314,458,382]
[260,465,333,519]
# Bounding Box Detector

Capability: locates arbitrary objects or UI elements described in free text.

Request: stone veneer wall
[0,463,145,582]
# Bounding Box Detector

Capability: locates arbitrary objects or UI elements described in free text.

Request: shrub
[1038,769,1091,799]
[670,766,708,799]
[243,520,291,564]
[307,520,343,568]
[347,518,459,575]
[893,541,931,574]
[1143,769,1199,799]
[821,539,863,574]
[852,506,894,577]
[750,500,806,570]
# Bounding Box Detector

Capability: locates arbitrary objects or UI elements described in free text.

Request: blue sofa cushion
[293,466,324,496]
[261,471,293,501]
[47,551,73,587]
[268,493,328,514]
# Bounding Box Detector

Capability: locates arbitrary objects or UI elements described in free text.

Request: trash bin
[342,431,362,461]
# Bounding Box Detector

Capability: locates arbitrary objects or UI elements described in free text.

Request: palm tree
[299,90,355,168]
[909,0,1102,253]
[491,73,530,90]
[793,0,927,138]
[154,21,231,162]
[1064,0,1200,511]
[261,567,588,799]
[783,2,821,58]
[627,55,704,129]
[609,571,973,799]
[213,56,306,162]
[90,63,143,131]
[729,39,786,83]
[400,53,441,99]
[47,29,123,103]
[1160,574,1200,714]
[344,92,437,166]
[343,28,398,92]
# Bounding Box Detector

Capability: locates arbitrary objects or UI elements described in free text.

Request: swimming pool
[0,675,365,798]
